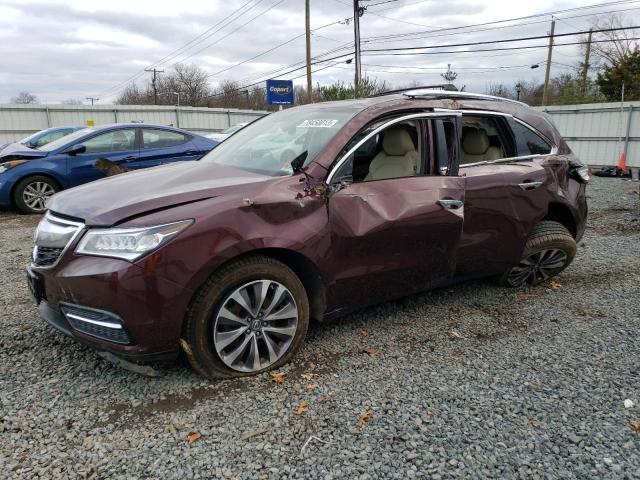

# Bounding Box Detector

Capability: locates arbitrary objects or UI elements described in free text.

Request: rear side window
[142,129,189,149]
[509,120,552,155]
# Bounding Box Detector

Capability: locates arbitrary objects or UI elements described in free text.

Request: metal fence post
[113,109,118,123]
[44,107,51,128]
[623,105,633,160]
[175,107,180,128]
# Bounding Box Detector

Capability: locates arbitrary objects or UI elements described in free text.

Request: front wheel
[500,220,576,287]
[13,175,60,214]
[182,256,309,379]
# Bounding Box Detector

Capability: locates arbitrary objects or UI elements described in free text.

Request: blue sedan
[0,124,218,213]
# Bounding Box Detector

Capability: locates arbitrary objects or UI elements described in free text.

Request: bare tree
[588,14,639,66]
[12,91,38,104]
[157,63,211,106]
[486,83,515,99]
[116,82,152,105]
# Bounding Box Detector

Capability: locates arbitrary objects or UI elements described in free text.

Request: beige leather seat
[461,128,503,164]
[365,127,418,181]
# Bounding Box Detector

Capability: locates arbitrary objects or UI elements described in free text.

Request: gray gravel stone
[1,177,639,479]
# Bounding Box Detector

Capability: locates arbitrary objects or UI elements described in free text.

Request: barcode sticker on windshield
[297,119,339,128]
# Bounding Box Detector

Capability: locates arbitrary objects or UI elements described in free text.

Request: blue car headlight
[0,160,28,174]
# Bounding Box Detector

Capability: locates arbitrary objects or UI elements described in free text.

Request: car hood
[47,161,272,226]
[0,142,48,159]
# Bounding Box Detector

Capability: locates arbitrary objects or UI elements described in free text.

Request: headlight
[0,160,28,174]
[75,220,193,261]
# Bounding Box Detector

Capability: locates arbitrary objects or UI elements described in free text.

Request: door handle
[438,199,464,210]
[184,151,197,155]
[518,181,544,191]
[118,156,136,163]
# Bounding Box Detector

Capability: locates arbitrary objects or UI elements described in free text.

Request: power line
[205,53,354,98]
[360,0,640,42]
[165,0,288,68]
[360,6,640,46]
[93,0,262,98]
[362,25,640,53]
[362,35,640,56]
[151,0,265,69]
[206,18,348,78]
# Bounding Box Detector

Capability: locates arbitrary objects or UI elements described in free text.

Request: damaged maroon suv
[27,90,588,378]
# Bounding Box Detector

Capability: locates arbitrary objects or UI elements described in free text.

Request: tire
[182,255,310,379]
[499,220,576,287]
[13,175,60,214]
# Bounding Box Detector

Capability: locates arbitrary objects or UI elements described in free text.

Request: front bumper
[29,253,193,361]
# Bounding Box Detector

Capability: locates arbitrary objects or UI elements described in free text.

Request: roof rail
[402,89,528,106]
[368,84,458,98]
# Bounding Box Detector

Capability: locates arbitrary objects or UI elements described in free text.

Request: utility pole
[581,28,593,96]
[85,97,98,105]
[305,0,313,103]
[145,67,164,105]
[353,0,362,91]
[541,19,555,106]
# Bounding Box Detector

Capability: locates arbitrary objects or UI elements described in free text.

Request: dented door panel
[326,176,465,309]
[455,160,551,278]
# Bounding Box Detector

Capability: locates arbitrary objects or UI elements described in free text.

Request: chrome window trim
[31,212,85,270]
[326,112,462,185]
[433,108,558,167]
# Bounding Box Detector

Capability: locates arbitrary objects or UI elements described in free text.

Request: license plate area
[27,270,44,305]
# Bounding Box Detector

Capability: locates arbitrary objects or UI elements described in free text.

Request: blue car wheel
[13,175,60,214]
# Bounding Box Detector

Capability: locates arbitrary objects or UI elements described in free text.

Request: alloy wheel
[22,181,55,212]
[507,249,568,286]
[213,280,299,373]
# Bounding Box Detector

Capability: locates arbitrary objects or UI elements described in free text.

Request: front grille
[61,303,133,345]
[31,212,84,269]
[33,246,64,267]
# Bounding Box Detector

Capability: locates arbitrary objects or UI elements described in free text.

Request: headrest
[462,128,490,155]
[382,128,415,156]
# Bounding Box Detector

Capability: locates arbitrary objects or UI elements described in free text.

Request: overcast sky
[1,0,638,104]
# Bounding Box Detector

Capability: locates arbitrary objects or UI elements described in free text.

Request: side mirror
[65,144,86,156]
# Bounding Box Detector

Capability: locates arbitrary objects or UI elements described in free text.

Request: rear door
[454,113,550,277]
[139,128,200,166]
[325,113,465,309]
[65,127,138,187]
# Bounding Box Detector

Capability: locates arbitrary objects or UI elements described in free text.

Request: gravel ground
[1,177,639,479]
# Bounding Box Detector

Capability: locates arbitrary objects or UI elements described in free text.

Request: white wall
[0,104,268,143]
[535,102,640,168]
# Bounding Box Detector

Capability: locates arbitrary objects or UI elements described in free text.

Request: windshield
[38,127,96,152]
[201,105,360,176]
[19,130,46,144]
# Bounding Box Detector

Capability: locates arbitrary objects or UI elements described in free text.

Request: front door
[324,113,465,310]
[65,127,139,187]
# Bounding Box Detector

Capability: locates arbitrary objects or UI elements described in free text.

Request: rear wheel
[500,220,576,287]
[13,175,59,214]
[182,256,309,379]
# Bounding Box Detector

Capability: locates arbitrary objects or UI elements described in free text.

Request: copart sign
[266,79,294,105]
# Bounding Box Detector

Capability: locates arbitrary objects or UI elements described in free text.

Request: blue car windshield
[200,105,360,176]
[38,127,96,152]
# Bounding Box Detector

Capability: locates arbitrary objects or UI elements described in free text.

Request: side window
[460,116,512,165]
[83,129,136,153]
[508,120,552,155]
[334,120,422,183]
[142,129,189,149]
